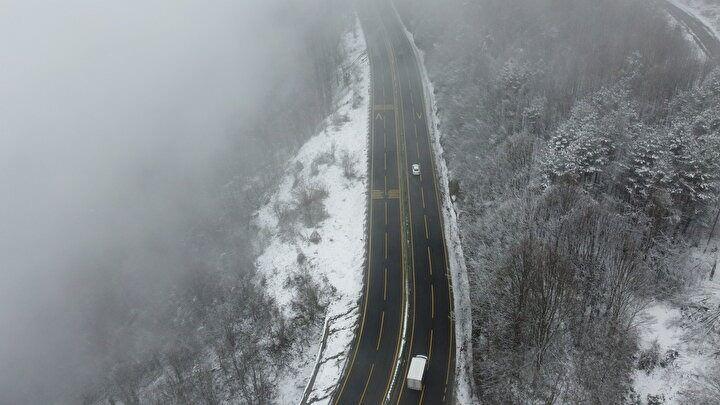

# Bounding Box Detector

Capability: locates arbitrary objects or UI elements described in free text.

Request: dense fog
[5,0,718,403]
[0,1,307,401]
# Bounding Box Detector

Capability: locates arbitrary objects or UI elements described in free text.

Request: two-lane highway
[332,0,455,404]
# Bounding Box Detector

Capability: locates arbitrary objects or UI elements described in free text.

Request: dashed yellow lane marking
[385,201,388,225]
[383,267,388,301]
[429,328,434,360]
[424,215,429,239]
[359,364,375,404]
[376,311,385,351]
[431,284,435,319]
[427,246,433,276]
[384,232,388,259]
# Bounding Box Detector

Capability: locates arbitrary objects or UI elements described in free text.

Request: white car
[411,163,421,176]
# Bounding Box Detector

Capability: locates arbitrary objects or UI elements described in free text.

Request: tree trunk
[705,203,720,253]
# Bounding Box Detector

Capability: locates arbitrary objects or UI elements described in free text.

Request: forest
[394,0,720,402]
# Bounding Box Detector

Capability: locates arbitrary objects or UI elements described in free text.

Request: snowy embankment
[254,19,370,405]
[631,243,720,404]
[390,4,476,404]
[669,0,720,39]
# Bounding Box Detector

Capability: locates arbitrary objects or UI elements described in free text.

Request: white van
[406,354,428,391]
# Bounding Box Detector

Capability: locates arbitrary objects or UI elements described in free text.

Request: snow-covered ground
[631,243,720,404]
[254,18,370,405]
[670,0,720,38]
[391,4,476,404]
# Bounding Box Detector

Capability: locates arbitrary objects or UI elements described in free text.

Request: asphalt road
[662,0,720,60]
[332,1,455,404]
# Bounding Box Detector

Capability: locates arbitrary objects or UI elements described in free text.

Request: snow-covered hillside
[254,19,370,404]
[631,244,720,404]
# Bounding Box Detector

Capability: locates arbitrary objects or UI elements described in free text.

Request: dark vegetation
[75,1,352,403]
[395,0,720,402]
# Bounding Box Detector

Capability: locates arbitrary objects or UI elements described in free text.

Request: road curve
[331,0,455,404]
[662,0,720,60]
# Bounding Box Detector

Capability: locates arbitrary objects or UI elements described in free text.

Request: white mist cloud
[0,0,304,401]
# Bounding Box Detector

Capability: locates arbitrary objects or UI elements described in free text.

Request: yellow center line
[376,312,385,351]
[429,328,434,360]
[359,364,375,404]
[431,284,435,319]
[427,246,433,276]
[384,174,387,193]
[383,267,388,301]
[419,387,426,405]
[384,150,387,172]
[424,215,429,239]
[421,187,426,208]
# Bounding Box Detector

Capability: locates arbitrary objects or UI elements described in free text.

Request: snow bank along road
[663,0,720,60]
[332,0,455,403]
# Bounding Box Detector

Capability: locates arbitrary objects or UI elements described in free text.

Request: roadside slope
[664,0,720,59]
[254,20,370,404]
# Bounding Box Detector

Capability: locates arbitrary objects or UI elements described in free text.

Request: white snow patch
[632,302,690,403]
[631,241,720,404]
[255,18,370,405]
[390,4,476,404]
